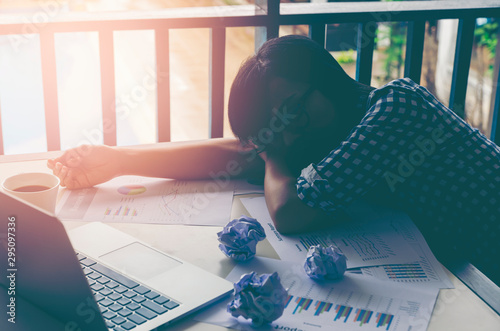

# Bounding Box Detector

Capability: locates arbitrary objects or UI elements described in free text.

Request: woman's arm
[119,138,263,179]
[263,152,335,234]
[48,138,264,189]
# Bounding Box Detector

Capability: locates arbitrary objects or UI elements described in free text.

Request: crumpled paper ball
[217,215,266,261]
[227,272,288,326]
[304,244,347,280]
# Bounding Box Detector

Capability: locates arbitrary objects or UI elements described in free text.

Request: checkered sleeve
[297,85,432,213]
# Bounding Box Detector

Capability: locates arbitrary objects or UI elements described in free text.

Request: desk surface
[0,157,499,331]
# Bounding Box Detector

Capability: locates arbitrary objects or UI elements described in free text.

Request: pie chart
[117,185,147,195]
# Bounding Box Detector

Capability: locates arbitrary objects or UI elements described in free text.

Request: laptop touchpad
[99,242,182,280]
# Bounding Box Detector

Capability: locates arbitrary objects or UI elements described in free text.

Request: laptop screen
[0,191,107,331]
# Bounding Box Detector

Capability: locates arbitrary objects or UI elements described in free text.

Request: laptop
[0,190,233,331]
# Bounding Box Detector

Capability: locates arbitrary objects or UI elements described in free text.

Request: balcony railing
[0,0,499,155]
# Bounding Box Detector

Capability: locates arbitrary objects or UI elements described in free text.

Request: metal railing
[0,0,500,155]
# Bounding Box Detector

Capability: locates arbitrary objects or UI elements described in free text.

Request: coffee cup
[2,172,60,214]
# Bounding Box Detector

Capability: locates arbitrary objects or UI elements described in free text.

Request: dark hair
[228,35,372,145]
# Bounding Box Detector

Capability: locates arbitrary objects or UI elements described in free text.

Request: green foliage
[378,0,406,82]
[475,21,498,60]
[376,21,406,83]
[337,49,355,64]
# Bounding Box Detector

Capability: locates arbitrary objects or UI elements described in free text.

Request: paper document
[195,257,438,331]
[232,179,264,195]
[57,176,234,226]
[357,212,454,289]
[240,197,419,268]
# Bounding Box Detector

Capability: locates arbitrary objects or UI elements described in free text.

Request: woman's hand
[47,145,123,189]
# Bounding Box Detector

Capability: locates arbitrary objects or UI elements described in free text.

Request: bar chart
[271,261,433,331]
[103,205,139,217]
[334,304,353,322]
[195,254,437,331]
[315,301,333,316]
[241,196,420,268]
[282,294,396,330]
[58,175,234,225]
[354,308,373,326]
[101,195,144,221]
[359,218,453,289]
[289,296,313,314]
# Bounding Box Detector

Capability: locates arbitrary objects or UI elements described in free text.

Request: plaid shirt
[296,78,500,280]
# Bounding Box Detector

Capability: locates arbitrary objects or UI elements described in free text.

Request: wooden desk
[1,155,499,331]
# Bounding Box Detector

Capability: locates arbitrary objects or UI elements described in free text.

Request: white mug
[2,172,60,214]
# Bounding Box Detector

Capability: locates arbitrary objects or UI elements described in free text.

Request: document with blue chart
[356,213,453,289]
[241,197,420,268]
[195,257,438,331]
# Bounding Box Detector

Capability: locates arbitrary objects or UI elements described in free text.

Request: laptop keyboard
[76,252,180,331]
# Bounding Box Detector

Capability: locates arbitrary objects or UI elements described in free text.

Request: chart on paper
[240,197,419,268]
[99,183,198,222]
[283,294,402,330]
[280,281,423,331]
[194,258,438,331]
[296,228,398,264]
[57,176,234,225]
[358,215,454,289]
[276,263,431,331]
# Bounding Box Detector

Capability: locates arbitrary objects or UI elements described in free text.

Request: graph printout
[240,197,419,268]
[358,212,454,289]
[194,258,438,331]
[57,176,234,225]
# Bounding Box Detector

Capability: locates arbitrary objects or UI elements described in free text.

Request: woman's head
[228,35,371,151]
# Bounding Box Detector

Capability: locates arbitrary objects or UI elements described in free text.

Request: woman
[48,35,500,282]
